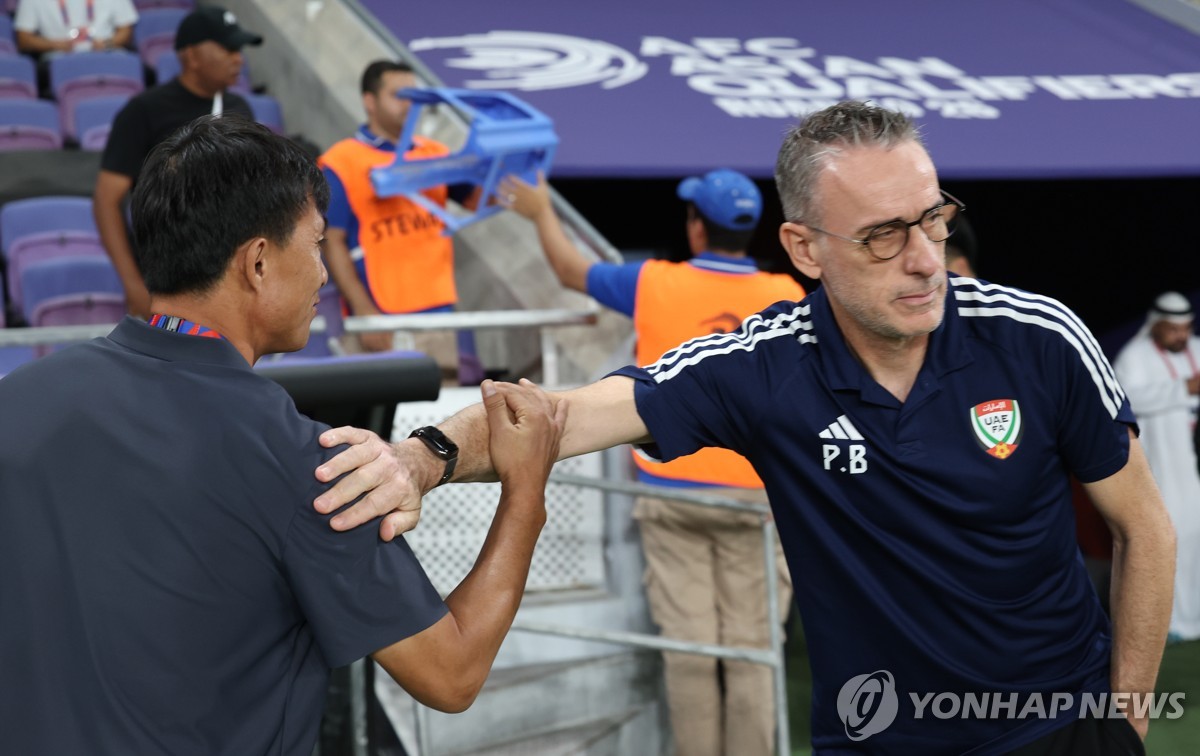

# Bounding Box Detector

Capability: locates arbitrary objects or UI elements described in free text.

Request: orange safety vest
[632,258,806,488]
[318,136,457,313]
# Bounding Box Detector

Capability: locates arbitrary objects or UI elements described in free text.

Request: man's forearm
[1108,520,1175,726]
[532,208,591,293]
[429,377,649,491]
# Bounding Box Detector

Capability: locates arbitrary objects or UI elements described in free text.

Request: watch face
[412,427,457,459]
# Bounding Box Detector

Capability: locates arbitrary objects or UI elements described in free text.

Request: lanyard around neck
[58,0,95,38]
[148,314,226,341]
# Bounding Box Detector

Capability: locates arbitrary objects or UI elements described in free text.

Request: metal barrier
[410,472,792,756]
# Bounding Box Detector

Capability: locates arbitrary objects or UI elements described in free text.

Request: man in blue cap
[500,169,805,756]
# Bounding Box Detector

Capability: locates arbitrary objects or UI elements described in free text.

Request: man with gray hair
[1115,291,1200,642]
[314,101,1174,755]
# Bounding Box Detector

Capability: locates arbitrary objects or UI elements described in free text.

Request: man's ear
[779,221,822,280]
[236,237,270,292]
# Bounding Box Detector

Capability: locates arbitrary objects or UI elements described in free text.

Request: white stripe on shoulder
[957,304,1122,419]
[952,278,1124,404]
[647,303,815,383]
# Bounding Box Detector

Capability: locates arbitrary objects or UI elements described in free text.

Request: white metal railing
[409,473,791,756]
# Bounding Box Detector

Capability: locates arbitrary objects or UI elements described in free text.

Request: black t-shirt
[100,79,254,181]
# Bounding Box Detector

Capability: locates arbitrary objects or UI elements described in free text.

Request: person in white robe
[1115,291,1200,640]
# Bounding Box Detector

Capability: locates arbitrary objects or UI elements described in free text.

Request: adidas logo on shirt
[818,415,864,441]
[820,415,868,474]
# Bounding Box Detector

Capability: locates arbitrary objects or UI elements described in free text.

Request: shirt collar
[689,252,759,274]
[106,316,250,371]
[356,124,401,153]
[810,280,973,400]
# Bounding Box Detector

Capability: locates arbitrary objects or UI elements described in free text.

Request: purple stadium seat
[245,93,283,134]
[0,99,63,151]
[1,196,104,312]
[49,52,144,140]
[0,15,15,57]
[134,8,189,69]
[21,256,124,355]
[134,0,194,9]
[0,55,36,100]
[73,94,131,151]
[155,51,180,84]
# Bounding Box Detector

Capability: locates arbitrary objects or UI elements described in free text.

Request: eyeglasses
[804,190,966,261]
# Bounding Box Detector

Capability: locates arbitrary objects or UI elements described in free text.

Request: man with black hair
[319,60,479,379]
[94,4,259,319]
[501,169,803,756]
[0,115,567,755]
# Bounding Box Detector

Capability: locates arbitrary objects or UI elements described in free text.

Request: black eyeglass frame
[802,190,966,261]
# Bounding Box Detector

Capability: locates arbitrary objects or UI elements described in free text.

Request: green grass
[783,624,1200,756]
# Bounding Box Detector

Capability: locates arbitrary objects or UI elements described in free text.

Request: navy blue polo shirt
[0,317,447,756]
[613,276,1134,755]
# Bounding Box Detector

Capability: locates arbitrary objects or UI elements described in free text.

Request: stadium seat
[0,15,16,57]
[155,51,180,84]
[49,52,144,141]
[134,8,189,69]
[0,196,104,313]
[21,256,124,355]
[73,95,131,151]
[245,93,283,134]
[0,55,37,100]
[0,99,63,151]
[133,0,194,9]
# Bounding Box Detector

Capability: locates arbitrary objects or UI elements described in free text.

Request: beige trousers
[634,492,793,756]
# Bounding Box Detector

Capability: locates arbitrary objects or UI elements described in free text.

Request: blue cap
[676,169,763,231]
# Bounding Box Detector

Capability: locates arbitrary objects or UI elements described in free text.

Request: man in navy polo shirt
[316,102,1175,755]
[0,115,567,755]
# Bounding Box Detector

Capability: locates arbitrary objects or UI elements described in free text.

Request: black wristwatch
[408,426,459,487]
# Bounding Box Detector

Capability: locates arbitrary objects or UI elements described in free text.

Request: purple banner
[360,0,1200,179]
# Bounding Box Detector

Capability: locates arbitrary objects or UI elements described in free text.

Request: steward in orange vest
[499,167,806,488]
[319,132,457,314]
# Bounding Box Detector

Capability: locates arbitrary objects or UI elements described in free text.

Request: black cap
[174,6,263,52]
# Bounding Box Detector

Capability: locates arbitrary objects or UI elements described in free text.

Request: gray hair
[775,101,923,225]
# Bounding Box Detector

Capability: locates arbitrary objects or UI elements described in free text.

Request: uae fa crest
[970,399,1023,459]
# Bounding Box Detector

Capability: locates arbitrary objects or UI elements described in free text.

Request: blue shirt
[0,318,448,755]
[613,276,1134,754]
[585,252,761,318]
